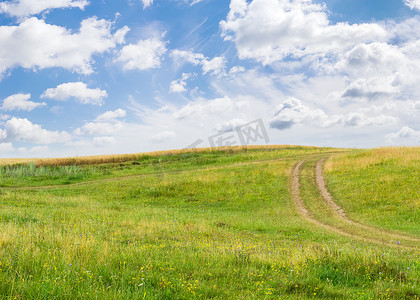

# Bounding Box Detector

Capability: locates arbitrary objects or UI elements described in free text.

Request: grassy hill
[0,146,418,299]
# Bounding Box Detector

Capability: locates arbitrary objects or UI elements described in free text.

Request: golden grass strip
[0,145,324,167]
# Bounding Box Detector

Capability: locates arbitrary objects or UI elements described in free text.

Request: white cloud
[152,130,176,142]
[386,126,420,141]
[269,98,397,130]
[74,122,124,136]
[140,0,202,9]
[201,56,226,75]
[220,0,387,65]
[0,142,14,152]
[0,129,7,139]
[404,0,420,10]
[116,37,167,71]
[92,136,116,146]
[342,113,398,127]
[141,0,153,9]
[269,98,335,130]
[341,77,400,100]
[95,109,126,122]
[171,50,226,75]
[327,39,420,106]
[4,117,71,144]
[216,118,247,132]
[332,43,407,76]
[171,49,204,65]
[1,93,46,111]
[0,17,129,76]
[173,96,237,119]
[0,0,89,18]
[0,114,11,121]
[41,82,108,105]
[67,136,117,148]
[170,73,191,93]
[18,145,50,156]
[229,66,245,74]
[74,109,126,136]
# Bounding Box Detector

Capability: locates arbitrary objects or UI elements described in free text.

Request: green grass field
[0,146,419,299]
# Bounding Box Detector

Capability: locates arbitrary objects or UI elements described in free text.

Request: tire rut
[290,159,419,250]
[316,157,420,244]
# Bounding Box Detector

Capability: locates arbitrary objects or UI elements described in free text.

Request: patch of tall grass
[0,163,88,178]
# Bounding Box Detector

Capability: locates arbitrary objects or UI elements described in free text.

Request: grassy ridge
[0,145,323,167]
[0,146,419,298]
[0,146,332,187]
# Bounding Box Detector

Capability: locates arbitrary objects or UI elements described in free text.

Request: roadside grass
[0,146,418,298]
[324,147,420,236]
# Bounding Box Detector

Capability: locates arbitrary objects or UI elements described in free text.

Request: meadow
[0,146,418,299]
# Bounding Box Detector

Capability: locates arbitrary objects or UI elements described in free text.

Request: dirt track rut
[291,158,420,250]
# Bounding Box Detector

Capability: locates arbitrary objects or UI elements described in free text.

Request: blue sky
[0,0,419,158]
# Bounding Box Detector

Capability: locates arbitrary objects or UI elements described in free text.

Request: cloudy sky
[1,0,419,158]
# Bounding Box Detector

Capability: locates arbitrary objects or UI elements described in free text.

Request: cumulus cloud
[95,109,126,122]
[404,0,420,10]
[3,117,71,144]
[269,98,397,130]
[1,93,46,111]
[0,0,89,18]
[201,56,226,75]
[0,17,129,76]
[41,82,108,105]
[171,50,226,75]
[220,0,386,65]
[386,126,420,141]
[269,98,334,129]
[170,73,191,93]
[333,43,407,76]
[116,37,167,71]
[341,77,400,100]
[74,109,126,136]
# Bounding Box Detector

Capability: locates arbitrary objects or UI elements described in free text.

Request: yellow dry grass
[0,145,320,167]
[324,146,420,171]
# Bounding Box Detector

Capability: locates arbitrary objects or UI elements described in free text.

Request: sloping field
[0,146,418,299]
